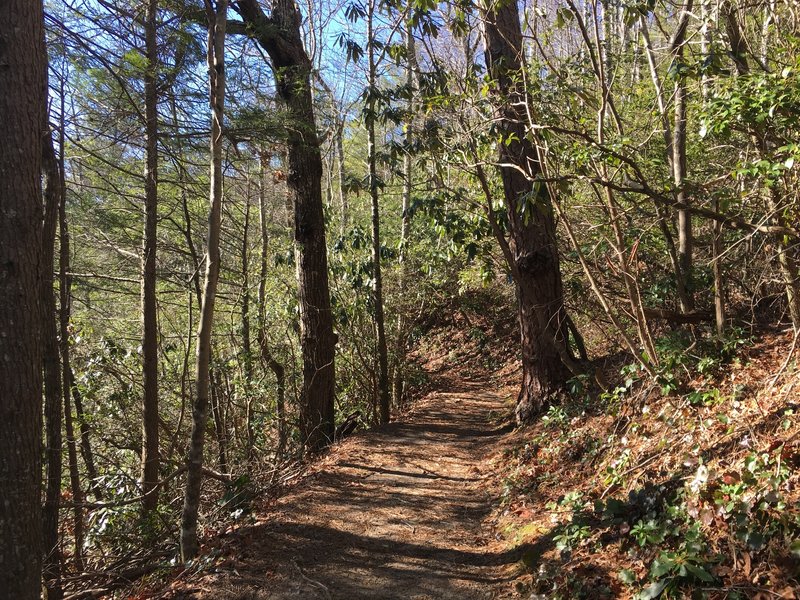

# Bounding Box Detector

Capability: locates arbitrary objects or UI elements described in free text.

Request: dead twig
[766,327,799,393]
[292,560,332,600]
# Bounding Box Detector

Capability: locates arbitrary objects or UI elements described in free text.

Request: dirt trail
[174,379,521,599]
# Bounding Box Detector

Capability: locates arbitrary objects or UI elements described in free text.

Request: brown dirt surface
[159,378,522,600]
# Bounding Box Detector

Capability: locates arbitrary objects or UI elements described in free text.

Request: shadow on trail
[335,462,483,482]
[224,524,535,600]
[207,382,524,599]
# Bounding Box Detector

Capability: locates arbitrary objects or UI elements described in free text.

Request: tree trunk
[392,25,418,409]
[672,0,694,311]
[258,151,287,456]
[767,187,800,328]
[366,0,390,425]
[70,368,103,494]
[58,160,102,500]
[238,0,337,453]
[631,22,641,84]
[141,0,160,516]
[480,0,572,423]
[210,368,228,474]
[712,197,726,336]
[601,0,613,77]
[42,119,64,600]
[336,118,348,236]
[639,12,694,313]
[0,0,47,596]
[180,0,227,561]
[674,78,692,308]
[722,5,800,329]
[62,340,85,572]
[51,103,86,565]
[700,0,712,100]
[241,195,255,460]
[760,0,775,68]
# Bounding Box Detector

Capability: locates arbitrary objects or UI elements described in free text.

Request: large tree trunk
[141,0,161,516]
[0,0,47,597]
[180,0,227,561]
[42,120,64,600]
[238,0,337,453]
[480,0,572,423]
[366,0,390,425]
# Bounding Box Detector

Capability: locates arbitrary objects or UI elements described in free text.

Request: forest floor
[138,293,800,600]
[156,375,523,599]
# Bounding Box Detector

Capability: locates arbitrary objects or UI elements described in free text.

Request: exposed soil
[159,377,522,600]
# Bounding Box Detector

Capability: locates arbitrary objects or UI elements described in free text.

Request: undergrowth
[495,326,800,599]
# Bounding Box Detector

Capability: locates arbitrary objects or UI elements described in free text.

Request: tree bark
[180,0,227,561]
[51,102,86,568]
[672,0,694,310]
[42,120,64,600]
[392,24,418,409]
[240,195,255,460]
[141,0,160,516]
[258,151,287,455]
[0,0,47,596]
[237,0,337,453]
[480,0,572,423]
[366,0,390,425]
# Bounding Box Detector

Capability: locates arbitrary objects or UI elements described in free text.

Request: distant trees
[0,2,47,600]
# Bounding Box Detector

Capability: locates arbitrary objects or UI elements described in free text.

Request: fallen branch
[292,560,332,600]
[766,327,799,392]
[643,307,714,324]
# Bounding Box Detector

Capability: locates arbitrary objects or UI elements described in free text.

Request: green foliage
[541,405,569,430]
[631,518,668,547]
[652,327,752,398]
[603,449,632,487]
[553,522,592,554]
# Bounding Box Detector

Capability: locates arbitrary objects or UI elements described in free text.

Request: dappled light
[2,0,800,598]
